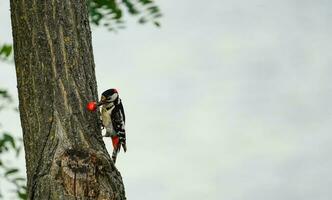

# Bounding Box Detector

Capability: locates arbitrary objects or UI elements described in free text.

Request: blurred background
[1,0,332,199]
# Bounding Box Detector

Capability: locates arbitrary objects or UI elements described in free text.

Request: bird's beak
[96,101,104,106]
[97,95,107,106]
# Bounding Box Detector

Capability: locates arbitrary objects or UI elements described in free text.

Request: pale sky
[1,0,332,199]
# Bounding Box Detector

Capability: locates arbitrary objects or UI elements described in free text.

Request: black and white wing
[111,100,127,152]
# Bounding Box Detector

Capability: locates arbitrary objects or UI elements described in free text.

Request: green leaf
[138,0,153,5]
[147,6,159,13]
[154,21,161,27]
[152,13,163,19]
[2,133,16,149]
[0,89,12,101]
[5,168,19,177]
[16,145,22,157]
[0,44,12,58]
[88,0,162,30]
[13,177,26,182]
[14,177,25,181]
[0,132,17,153]
[138,17,147,24]
[17,190,27,200]
[17,185,27,200]
[122,0,140,15]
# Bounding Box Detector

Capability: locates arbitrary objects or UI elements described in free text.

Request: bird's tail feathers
[112,149,118,164]
[122,143,127,152]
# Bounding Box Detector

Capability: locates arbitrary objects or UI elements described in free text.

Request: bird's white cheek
[110,93,118,101]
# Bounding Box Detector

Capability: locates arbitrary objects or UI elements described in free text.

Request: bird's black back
[110,100,126,133]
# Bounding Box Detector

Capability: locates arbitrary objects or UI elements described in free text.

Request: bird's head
[97,88,119,107]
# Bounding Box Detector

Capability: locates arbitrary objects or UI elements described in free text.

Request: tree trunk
[10,0,126,199]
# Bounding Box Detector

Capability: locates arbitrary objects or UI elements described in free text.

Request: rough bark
[10,0,126,199]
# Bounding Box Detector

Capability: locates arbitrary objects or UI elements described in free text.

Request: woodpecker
[97,88,127,163]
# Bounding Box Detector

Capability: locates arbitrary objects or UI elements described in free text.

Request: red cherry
[87,101,97,111]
